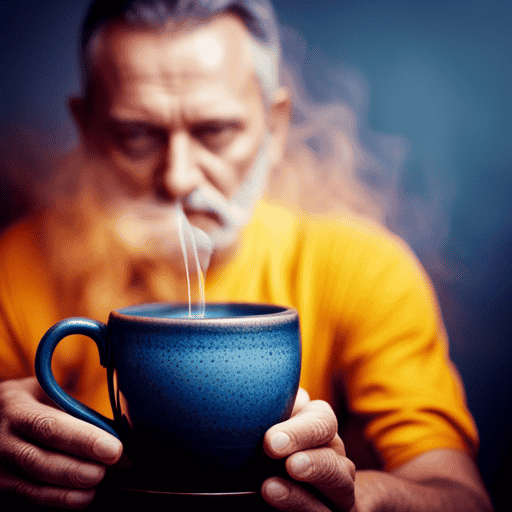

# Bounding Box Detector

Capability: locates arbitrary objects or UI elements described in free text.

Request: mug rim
[110,301,298,327]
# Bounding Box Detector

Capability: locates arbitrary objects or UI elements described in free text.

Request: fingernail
[270,432,291,453]
[77,465,104,485]
[94,436,121,460]
[290,453,312,477]
[66,490,94,507]
[265,481,290,501]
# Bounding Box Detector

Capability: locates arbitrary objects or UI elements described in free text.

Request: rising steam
[176,203,212,317]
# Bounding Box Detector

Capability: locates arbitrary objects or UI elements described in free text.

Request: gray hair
[80,0,281,104]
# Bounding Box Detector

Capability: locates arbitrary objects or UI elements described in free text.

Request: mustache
[183,188,238,230]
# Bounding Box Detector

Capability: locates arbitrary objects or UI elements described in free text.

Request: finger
[285,446,356,511]
[4,435,106,489]
[0,469,96,509]
[264,400,338,459]
[261,476,331,512]
[291,388,311,417]
[10,400,122,465]
[328,434,347,457]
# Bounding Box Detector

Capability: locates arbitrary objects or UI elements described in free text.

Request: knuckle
[266,401,338,458]
[67,466,91,488]
[302,402,338,437]
[329,434,347,457]
[292,448,355,501]
[288,485,331,512]
[313,416,333,441]
[14,435,104,488]
[11,477,34,499]
[0,470,32,501]
[312,400,338,428]
[316,452,345,487]
[0,387,13,411]
[8,477,60,508]
[344,457,356,480]
[282,419,334,455]
[299,413,335,447]
[1,464,96,507]
[0,433,9,459]
[29,413,58,442]
[12,406,60,443]
[15,441,41,473]
[336,457,356,490]
[0,392,20,425]
[283,489,310,512]
[313,453,355,510]
[57,458,82,487]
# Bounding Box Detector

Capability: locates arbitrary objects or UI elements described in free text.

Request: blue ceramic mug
[35,302,301,493]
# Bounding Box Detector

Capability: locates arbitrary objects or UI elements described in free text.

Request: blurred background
[1,1,511,508]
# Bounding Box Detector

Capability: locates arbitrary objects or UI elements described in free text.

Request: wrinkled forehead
[90,14,257,101]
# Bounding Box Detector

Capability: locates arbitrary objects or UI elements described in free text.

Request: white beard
[43,131,273,323]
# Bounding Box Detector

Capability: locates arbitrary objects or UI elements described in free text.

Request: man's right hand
[0,377,123,508]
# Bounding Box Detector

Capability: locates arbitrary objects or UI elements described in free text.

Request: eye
[191,121,241,151]
[111,123,167,159]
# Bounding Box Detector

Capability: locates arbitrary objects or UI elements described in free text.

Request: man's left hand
[261,388,494,512]
[261,388,356,511]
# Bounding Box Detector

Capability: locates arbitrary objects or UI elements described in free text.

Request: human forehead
[93,15,261,122]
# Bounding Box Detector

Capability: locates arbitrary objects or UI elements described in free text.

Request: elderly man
[0,1,492,510]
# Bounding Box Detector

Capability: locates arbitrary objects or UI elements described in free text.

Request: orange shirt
[0,201,478,471]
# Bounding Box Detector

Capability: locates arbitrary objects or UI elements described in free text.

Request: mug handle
[35,317,119,439]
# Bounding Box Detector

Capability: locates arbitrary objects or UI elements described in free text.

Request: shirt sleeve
[0,218,60,382]
[332,221,479,471]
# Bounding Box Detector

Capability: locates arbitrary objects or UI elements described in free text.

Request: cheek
[195,147,239,197]
[199,140,260,199]
[226,132,260,162]
[223,123,267,181]
[221,95,267,179]
[193,130,265,199]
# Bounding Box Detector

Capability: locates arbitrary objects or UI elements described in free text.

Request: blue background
[1,1,511,508]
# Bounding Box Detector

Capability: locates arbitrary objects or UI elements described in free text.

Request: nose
[155,131,201,201]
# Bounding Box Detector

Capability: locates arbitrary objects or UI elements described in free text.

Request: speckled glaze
[35,303,301,492]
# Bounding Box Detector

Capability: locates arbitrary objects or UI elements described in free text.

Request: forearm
[355,470,494,512]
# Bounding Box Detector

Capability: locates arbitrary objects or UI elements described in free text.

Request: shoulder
[248,201,436,317]
[253,201,426,279]
[254,200,410,249]
[0,215,38,264]
[0,212,45,266]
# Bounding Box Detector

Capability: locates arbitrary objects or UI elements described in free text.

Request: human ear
[266,87,291,168]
